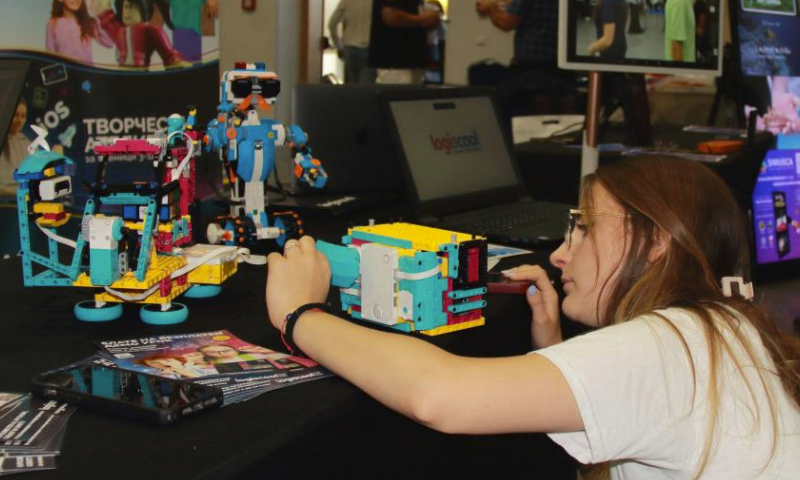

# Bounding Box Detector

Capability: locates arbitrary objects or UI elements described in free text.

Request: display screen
[559,0,724,74]
[36,361,220,412]
[736,0,800,145]
[388,96,518,203]
[752,150,800,264]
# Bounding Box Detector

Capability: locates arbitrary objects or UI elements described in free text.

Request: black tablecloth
[0,215,577,480]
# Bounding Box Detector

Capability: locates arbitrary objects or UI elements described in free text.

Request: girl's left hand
[266,236,331,330]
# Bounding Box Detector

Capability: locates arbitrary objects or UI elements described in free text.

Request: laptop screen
[386,93,520,205]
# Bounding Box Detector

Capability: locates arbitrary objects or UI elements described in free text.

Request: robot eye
[258,79,281,98]
[230,78,253,99]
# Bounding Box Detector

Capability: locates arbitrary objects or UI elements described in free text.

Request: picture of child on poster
[46,0,113,64]
[92,0,189,69]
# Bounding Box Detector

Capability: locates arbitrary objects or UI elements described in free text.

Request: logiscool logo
[429,130,482,155]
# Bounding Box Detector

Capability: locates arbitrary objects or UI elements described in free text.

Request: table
[0,214,578,480]
[513,124,773,211]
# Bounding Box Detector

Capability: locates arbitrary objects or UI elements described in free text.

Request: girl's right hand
[502,265,563,349]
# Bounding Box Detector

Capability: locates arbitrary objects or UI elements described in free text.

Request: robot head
[221,62,281,110]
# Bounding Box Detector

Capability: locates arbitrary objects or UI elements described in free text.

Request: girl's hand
[266,236,331,330]
[502,265,563,348]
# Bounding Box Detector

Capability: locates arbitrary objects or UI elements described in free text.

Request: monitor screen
[734,0,800,144]
[752,150,800,265]
[558,0,724,75]
[387,95,519,203]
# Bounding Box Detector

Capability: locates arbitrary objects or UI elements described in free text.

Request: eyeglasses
[565,208,632,249]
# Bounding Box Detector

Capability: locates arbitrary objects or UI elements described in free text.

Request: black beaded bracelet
[281,302,329,357]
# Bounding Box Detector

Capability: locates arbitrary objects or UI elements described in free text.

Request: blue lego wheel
[183,285,222,298]
[74,301,123,322]
[140,303,188,325]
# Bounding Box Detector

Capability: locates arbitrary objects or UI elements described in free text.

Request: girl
[46,0,113,64]
[265,156,800,479]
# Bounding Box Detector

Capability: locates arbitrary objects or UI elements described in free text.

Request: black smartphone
[31,358,223,425]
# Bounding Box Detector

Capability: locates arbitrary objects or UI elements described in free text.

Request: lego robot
[14,123,240,325]
[204,62,327,249]
[317,223,489,336]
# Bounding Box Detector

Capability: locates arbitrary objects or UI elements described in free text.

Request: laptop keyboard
[450,202,568,233]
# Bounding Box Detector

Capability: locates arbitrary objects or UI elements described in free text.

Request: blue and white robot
[204,62,327,249]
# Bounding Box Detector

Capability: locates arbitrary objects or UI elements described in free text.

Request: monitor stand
[581,72,654,178]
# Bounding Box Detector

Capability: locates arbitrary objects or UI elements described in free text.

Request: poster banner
[0,0,221,204]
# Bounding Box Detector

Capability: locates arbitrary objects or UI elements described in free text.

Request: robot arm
[284,124,328,189]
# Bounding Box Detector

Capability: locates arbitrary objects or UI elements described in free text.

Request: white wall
[444,6,514,85]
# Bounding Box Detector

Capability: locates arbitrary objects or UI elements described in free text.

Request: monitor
[0,59,30,155]
[558,0,725,75]
[751,149,800,281]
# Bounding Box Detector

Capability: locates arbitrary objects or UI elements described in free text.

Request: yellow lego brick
[157,224,174,233]
[351,223,484,253]
[73,255,187,290]
[92,281,192,305]
[32,203,65,214]
[35,214,71,228]
[187,260,238,285]
[125,222,144,231]
[44,167,56,177]
[419,317,485,336]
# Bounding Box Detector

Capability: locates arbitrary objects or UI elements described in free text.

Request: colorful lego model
[317,223,489,336]
[13,124,239,325]
[204,62,328,250]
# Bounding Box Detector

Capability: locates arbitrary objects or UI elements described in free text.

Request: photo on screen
[559,0,724,74]
[741,0,796,16]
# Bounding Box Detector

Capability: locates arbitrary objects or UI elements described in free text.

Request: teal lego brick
[91,367,120,399]
[447,300,487,314]
[70,370,88,393]
[137,374,156,408]
[96,194,152,205]
[438,243,460,278]
[349,230,412,249]
[317,240,360,288]
[90,248,119,286]
[448,287,488,299]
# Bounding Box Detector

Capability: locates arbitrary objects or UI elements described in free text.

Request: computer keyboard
[452,203,568,232]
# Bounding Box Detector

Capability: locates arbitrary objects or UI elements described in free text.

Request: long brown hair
[51,0,97,41]
[582,156,800,479]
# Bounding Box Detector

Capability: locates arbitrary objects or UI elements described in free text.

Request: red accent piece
[93,139,160,155]
[159,277,172,297]
[467,247,480,283]
[176,274,188,286]
[235,61,247,69]
[42,212,67,222]
[350,239,371,247]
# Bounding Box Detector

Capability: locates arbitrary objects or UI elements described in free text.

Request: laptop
[380,87,573,247]
[291,84,420,195]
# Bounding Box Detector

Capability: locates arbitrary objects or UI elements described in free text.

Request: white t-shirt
[536,308,800,479]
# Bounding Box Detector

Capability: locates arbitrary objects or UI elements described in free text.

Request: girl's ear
[648,228,671,263]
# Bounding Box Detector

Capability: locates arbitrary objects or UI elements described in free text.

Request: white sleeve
[535,316,697,467]
[328,1,346,51]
